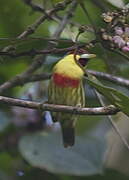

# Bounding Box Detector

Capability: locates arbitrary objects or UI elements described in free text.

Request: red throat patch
[53,73,80,88]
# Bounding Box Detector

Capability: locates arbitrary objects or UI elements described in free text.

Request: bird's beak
[80,54,96,59]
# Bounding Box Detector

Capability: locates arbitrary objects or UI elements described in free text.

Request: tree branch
[0,95,119,115]
[0,1,79,59]
[22,0,53,15]
[87,70,129,88]
[18,0,72,39]
[53,0,78,38]
[0,45,84,58]
[22,0,87,34]
[2,0,73,52]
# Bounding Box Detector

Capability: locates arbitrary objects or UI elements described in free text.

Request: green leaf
[87,74,129,116]
[19,131,106,176]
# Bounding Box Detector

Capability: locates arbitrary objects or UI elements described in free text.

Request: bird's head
[68,49,96,68]
[77,53,96,67]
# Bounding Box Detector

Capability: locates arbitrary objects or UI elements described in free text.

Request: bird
[48,49,96,147]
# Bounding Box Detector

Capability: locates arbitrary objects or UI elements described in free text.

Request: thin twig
[22,0,87,32]
[53,0,78,38]
[0,2,80,59]
[0,37,74,43]
[0,45,85,58]
[2,0,72,52]
[23,0,53,15]
[18,0,73,39]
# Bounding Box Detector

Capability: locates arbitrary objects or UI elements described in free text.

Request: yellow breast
[53,54,84,79]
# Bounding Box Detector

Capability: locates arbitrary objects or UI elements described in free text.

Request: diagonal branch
[87,70,129,88]
[22,0,87,33]
[22,0,53,15]
[2,0,72,52]
[18,0,73,39]
[53,0,78,38]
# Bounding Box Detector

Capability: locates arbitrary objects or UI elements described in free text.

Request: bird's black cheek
[78,58,89,67]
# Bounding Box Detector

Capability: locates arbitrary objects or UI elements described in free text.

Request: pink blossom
[113,35,125,48]
[122,46,129,52]
[115,27,123,35]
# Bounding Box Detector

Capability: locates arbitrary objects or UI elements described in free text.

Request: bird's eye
[78,58,89,67]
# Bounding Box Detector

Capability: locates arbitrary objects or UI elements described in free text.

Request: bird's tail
[61,125,75,148]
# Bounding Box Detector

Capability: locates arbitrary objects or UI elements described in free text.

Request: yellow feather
[53,54,84,79]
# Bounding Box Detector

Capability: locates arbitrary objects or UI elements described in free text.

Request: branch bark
[0,95,119,115]
[0,45,82,58]
[87,70,129,88]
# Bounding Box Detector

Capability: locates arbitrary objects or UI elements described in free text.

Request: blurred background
[0,0,129,179]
